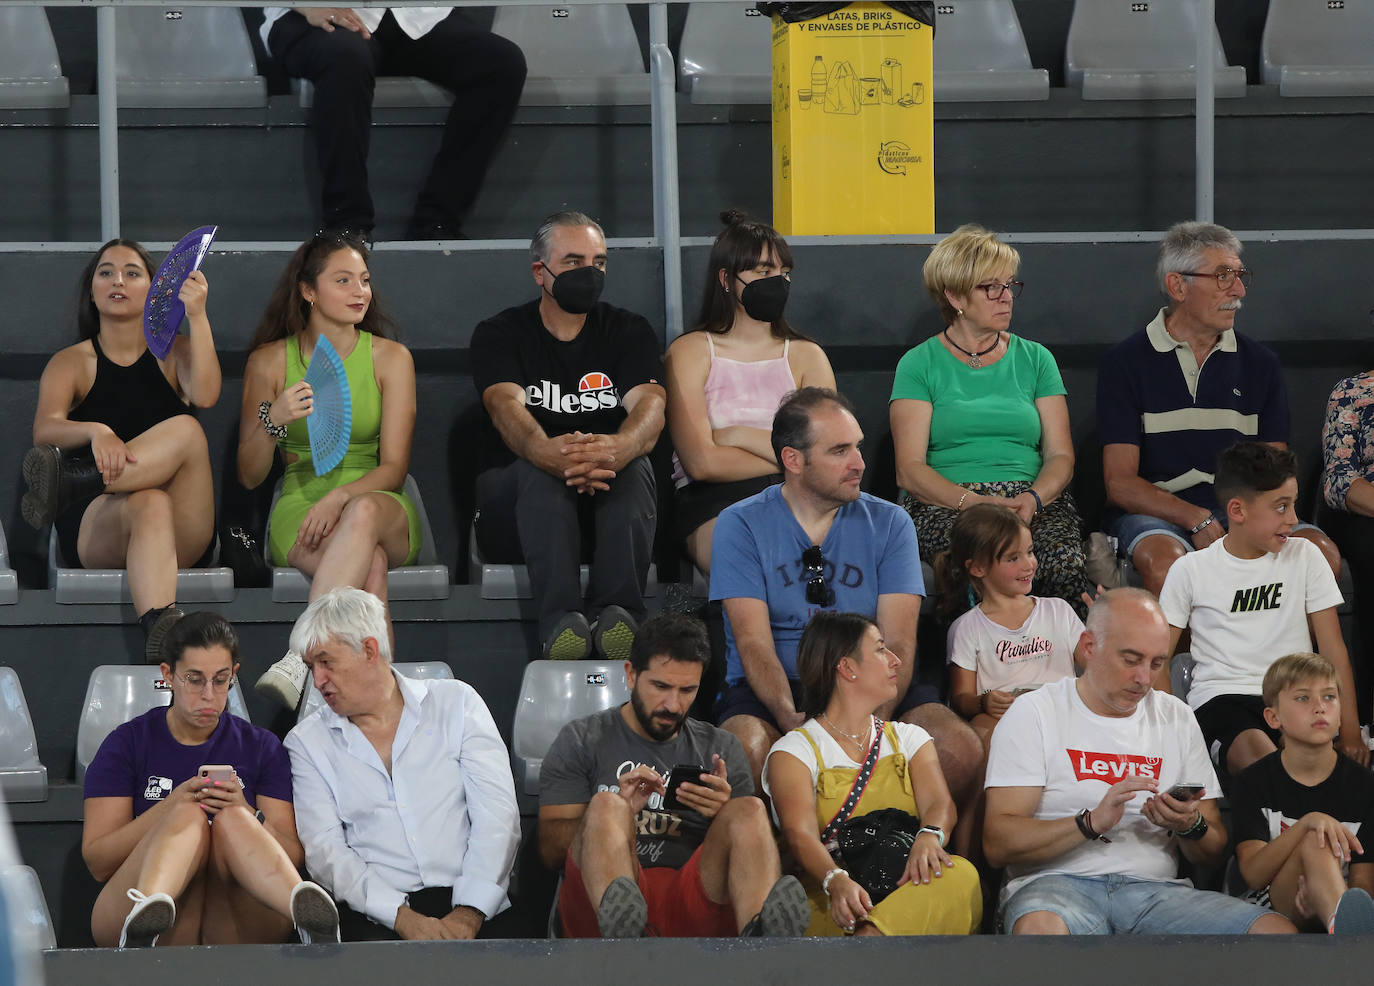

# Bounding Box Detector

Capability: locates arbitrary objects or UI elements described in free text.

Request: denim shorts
[1000,873,1272,935]
[1109,513,1320,559]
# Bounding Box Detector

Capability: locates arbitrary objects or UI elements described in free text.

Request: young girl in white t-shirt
[942,503,1085,748]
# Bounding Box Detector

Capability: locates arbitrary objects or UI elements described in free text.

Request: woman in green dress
[237,231,420,708]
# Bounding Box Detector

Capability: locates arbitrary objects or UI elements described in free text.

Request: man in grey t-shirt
[538,613,807,938]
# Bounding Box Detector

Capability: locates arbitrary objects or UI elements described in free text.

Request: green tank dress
[267,331,421,567]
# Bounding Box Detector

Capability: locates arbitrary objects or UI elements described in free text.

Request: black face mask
[738,274,790,323]
[547,264,605,315]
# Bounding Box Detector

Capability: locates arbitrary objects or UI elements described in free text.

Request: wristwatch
[918,825,947,849]
[255,809,266,825]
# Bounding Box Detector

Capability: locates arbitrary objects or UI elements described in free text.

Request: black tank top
[69,337,190,442]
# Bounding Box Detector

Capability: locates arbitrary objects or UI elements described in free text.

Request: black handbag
[818,718,922,906]
[219,525,271,588]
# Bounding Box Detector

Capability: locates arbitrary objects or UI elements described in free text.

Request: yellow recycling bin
[769,2,934,235]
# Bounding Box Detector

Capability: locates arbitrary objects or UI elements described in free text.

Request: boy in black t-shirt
[1231,653,1374,933]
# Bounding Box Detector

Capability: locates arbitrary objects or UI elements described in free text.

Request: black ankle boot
[21,445,106,529]
[139,606,184,665]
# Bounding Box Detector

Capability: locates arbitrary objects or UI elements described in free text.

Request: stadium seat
[48,530,234,605]
[678,4,772,105]
[1064,0,1247,100]
[0,7,69,110]
[512,660,631,796]
[1261,0,1374,97]
[0,670,46,803]
[933,1,1049,101]
[297,660,454,722]
[470,523,659,601]
[266,475,450,603]
[0,526,18,605]
[491,5,651,105]
[112,7,268,108]
[292,77,454,110]
[1170,651,1194,702]
[75,666,250,784]
[0,865,55,951]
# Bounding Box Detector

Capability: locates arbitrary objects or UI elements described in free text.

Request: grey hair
[288,586,392,663]
[530,211,604,264]
[1156,221,1243,298]
[1084,587,1163,652]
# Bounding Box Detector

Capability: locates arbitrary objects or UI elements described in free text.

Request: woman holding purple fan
[21,238,221,662]
[238,231,420,710]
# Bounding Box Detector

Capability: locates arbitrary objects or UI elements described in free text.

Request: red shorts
[559,846,736,938]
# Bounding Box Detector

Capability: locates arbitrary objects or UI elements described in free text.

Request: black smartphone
[1166,783,1204,801]
[662,764,707,811]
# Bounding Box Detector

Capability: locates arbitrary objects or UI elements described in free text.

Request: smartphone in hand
[198,764,237,785]
[662,764,707,811]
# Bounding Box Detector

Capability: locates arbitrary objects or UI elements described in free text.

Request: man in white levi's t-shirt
[984,589,1294,936]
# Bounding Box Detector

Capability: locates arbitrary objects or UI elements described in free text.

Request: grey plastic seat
[512,660,631,796]
[0,526,18,605]
[469,522,658,601]
[293,77,454,109]
[76,665,250,784]
[267,475,450,602]
[1169,651,1194,702]
[113,7,267,108]
[1065,0,1246,100]
[1261,0,1374,97]
[0,865,55,952]
[297,660,454,722]
[678,4,772,104]
[0,670,46,803]
[492,5,651,105]
[0,7,69,109]
[933,1,1049,101]
[48,529,234,605]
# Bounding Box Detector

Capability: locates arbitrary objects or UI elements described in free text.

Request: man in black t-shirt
[470,211,665,661]
[537,613,806,938]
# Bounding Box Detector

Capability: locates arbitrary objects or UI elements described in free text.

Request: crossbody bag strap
[819,716,884,846]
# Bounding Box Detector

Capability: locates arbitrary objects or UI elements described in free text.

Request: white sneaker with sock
[255,650,308,710]
[119,889,176,948]
[290,880,340,944]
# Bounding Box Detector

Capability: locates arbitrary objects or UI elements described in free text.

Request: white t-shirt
[762,718,932,827]
[1159,535,1344,710]
[985,677,1221,902]
[946,596,1083,694]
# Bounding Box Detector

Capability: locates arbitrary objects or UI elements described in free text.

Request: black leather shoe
[21,445,106,528]
[405,219,469,241]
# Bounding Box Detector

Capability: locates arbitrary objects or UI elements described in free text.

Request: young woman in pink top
[664,211,835,575]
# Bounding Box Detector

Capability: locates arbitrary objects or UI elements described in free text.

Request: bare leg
[570,792,639,914]
[288,492,411,597]
[1227,728,1279,777]
[79,491,178,615]
[1267,828,1348,931]
[199,805,297,944]
[684,519,716,577]
[720,714,781,793]
[694,798,781,931]
[1131,534,1188,599]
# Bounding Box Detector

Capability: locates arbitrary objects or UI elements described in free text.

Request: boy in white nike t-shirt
[1158,442,1363,781]
[985,589,1290,935]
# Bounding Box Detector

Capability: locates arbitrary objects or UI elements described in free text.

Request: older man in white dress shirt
[259,5,526,239]
[284,586,521,940]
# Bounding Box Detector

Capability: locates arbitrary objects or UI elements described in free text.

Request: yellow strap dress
[267,331,421,566]
[797,721,982,936]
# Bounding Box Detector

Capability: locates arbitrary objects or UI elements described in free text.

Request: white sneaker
[119,889,175,948]
[255,650,308,710]
[290,881,340,944]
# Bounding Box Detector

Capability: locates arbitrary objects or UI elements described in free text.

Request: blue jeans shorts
[1110,513,1320,559]
[1001,873,1272,935]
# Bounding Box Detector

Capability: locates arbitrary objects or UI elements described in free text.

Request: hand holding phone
[1165,783,1204,802]
[662,764,707,811]
[198,764,237,785]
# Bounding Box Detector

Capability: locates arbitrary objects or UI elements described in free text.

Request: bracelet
[1175,810,1208,841]
[1028,488,1044,514]
[1188,514,1215,535]
[1075,808,1111,843]
[956,490,970,512]
[258,400,287,440]
[822,867,848,896]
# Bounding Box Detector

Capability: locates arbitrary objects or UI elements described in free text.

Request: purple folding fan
[142,225,218,360]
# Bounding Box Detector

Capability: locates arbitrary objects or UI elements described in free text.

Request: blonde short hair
[922,224,1020,324]
[1261,652,1338,708]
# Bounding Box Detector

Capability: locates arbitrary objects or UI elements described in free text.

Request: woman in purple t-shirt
[82,613,340,948]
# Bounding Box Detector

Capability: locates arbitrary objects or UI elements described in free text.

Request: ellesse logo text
[1066,749,1162,783]
[526,372,622,413]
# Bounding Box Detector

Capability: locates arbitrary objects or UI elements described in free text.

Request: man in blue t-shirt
[710,387,981,793]
[1097,221,1341,597]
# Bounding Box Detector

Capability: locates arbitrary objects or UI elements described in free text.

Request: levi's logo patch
[1067,749,1162,782]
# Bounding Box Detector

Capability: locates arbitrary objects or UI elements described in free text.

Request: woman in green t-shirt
[889,224,1089,614]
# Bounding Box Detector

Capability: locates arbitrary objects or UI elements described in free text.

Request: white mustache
[1219,300,1243,311]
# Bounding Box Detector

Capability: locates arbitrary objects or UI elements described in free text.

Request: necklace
[944,329,1001,369]
[821,713,871,748]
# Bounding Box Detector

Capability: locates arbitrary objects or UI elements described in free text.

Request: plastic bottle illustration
[810,55,828,107]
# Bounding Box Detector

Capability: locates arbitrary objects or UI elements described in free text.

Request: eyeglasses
[802,546,835,606]
[173,671,236,693]
[1177,267,1252,289]
[974,280,1023,301]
